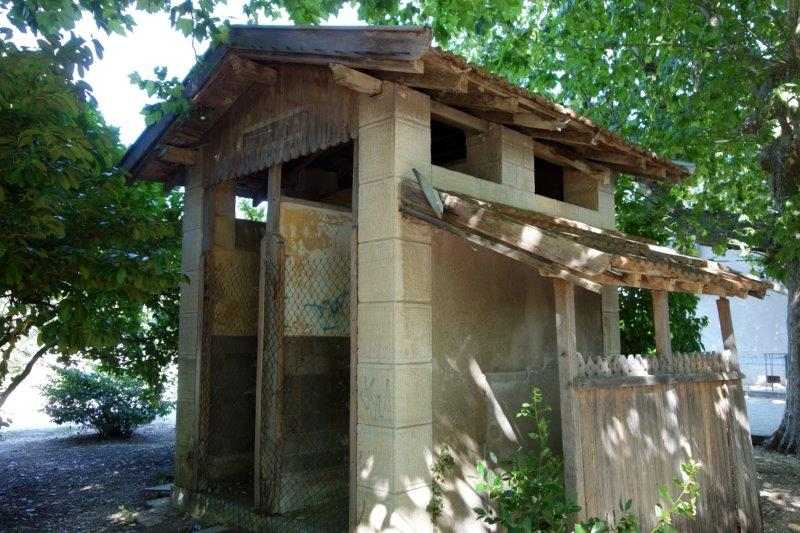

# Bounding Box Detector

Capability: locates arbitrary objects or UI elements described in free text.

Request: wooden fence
[569,351,762,532]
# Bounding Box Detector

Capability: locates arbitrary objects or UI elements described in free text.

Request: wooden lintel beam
[435,92,520,113]
[228,55,278,85]
[378,71,469,93]
[430,100,488,132]
[158,145,196,166]
[477,110,569,131]
[531,140,611,182]
[330,64,383,95]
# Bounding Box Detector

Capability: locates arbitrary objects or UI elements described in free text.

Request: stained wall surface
[430,229,603,531]
[267,199,352,514]
[205,219,263,481]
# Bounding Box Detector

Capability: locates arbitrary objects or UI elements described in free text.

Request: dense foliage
[42,367,172,438]
[0,13,183,412]
[474,387,580,532]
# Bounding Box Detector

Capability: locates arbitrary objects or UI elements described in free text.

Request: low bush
[474,388,580,532]
[473,387,700,533]
[42,367,172,438]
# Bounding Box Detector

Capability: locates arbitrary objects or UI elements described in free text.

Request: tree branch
[0,344,50,411]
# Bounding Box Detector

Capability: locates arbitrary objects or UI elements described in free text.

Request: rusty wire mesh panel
[259,245,350,531]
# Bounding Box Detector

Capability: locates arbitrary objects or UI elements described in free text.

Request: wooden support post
[348,141,359,530]
[716,297,738,363]
[553,279,585,517]
[601,285,621,356]
[652,290,672,359]
[254,164,284,513]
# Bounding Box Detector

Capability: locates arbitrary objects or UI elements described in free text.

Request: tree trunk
[763,104,800,452]
[0,344,49,413]
[766,264,800,453]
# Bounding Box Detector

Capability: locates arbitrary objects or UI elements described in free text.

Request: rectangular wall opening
[535,157,599,211]
[431,119,467,169]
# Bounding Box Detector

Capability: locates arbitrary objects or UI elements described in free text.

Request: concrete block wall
[355,82,434,532]
[459,124,535,197]
[176,158,263,490]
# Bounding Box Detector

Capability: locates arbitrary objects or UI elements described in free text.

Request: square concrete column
[355,82,434,532]
[174,155,236,492]
[175,162,206,490]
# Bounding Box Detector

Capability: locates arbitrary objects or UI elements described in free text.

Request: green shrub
[42,367,172,438]
[474,388,580,532]
[474,388,701,533]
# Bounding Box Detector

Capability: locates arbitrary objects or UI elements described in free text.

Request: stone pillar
[355,82,434,532]
[175,162,206,490]
[601,285,621,356]
[652,290,672,359]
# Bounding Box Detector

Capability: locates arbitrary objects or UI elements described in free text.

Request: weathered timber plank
[430,100,488,132]
[330,64,383,95]
[652,290,673,360]
[553,279,585,519]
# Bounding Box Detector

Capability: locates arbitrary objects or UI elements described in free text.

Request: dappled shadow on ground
[754,446,800,532]
[0,419,191,532]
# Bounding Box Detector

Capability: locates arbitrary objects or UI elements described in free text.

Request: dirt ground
[1,422,800,532]
[0,419,193,532]
[754,445,800,532]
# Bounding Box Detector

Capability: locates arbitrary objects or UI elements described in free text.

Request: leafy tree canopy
[2,0,796,442]
[0,30,182,409]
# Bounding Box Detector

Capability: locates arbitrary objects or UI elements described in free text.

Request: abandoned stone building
[123,25,772,532]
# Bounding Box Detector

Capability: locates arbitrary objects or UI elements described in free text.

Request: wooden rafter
[430,101,488,132]
[476,110,570,131]
[158,145,197,166]
[531,140,611,183]
[330,63,383,95]
[434,92,520,113]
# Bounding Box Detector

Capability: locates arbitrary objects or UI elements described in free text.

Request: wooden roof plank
[400,179,770,299]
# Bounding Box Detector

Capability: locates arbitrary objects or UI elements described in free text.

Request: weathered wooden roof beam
[435,92,520,113]
[158,145,197,166]
[430,101,488,132]
[476,110,570,131]
[531,140,612,183]
[400,180,771,299]
[330,63,383,95]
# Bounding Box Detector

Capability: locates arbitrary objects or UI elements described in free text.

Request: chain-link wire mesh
[259,240,350,531]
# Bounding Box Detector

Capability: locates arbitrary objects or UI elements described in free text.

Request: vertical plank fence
[569,351,762,532]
